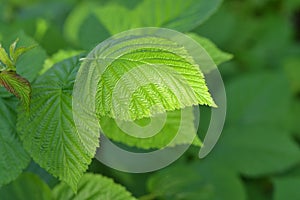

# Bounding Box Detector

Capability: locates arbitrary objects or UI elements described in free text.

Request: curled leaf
[9,38,19,61]
[12,45,37,63]
[0,45,14,68]
[0,71,31,110]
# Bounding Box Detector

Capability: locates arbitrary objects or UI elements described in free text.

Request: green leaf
[273,177,300,200]
[90,35,216,121]
[7,38,36,64]
[0,173,52,200]
[0,71,31,110]
[78,13,111,50]
[226,73,291,128]
[1,31,47,82]
[25,161,59,188]
[156,0,223,32]
[0,32,46,98]
[0,97,30,187]
[0,87,13,98]
[147,162,246,200]
[40,49,83,75]
[187,33,233,65]
[204,73,300,176]
[284,57,300,94]
[64,0,222,48]
[208,126,300,176]
[17,56,99,192]
[11,45,37,63]
[100,107,201,149]
[64,1,104,47]
[244,179,272,200]
[289,100,300,136]
[53,173,137,200]
[0,44,13,68]
[9,38,18,61]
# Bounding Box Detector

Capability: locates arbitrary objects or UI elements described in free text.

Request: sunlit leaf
[87,35,216,121]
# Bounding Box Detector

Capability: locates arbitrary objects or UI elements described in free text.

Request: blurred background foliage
[0,0,300,199]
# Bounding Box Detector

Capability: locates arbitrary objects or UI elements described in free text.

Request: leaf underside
[100,107,201,150]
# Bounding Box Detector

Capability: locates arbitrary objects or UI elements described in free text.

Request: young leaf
[0,173,53,200]
[0,97,30,187]
[0,71,31,110]
[53,173,137,200]
[87,35,216,121]
[1,37,36,70]
[11,45,37,63]
[0,33,45,98]
[0,45,14,68]
[4,31,47,82]
[17,56,99,192]
[9,38,18,60]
